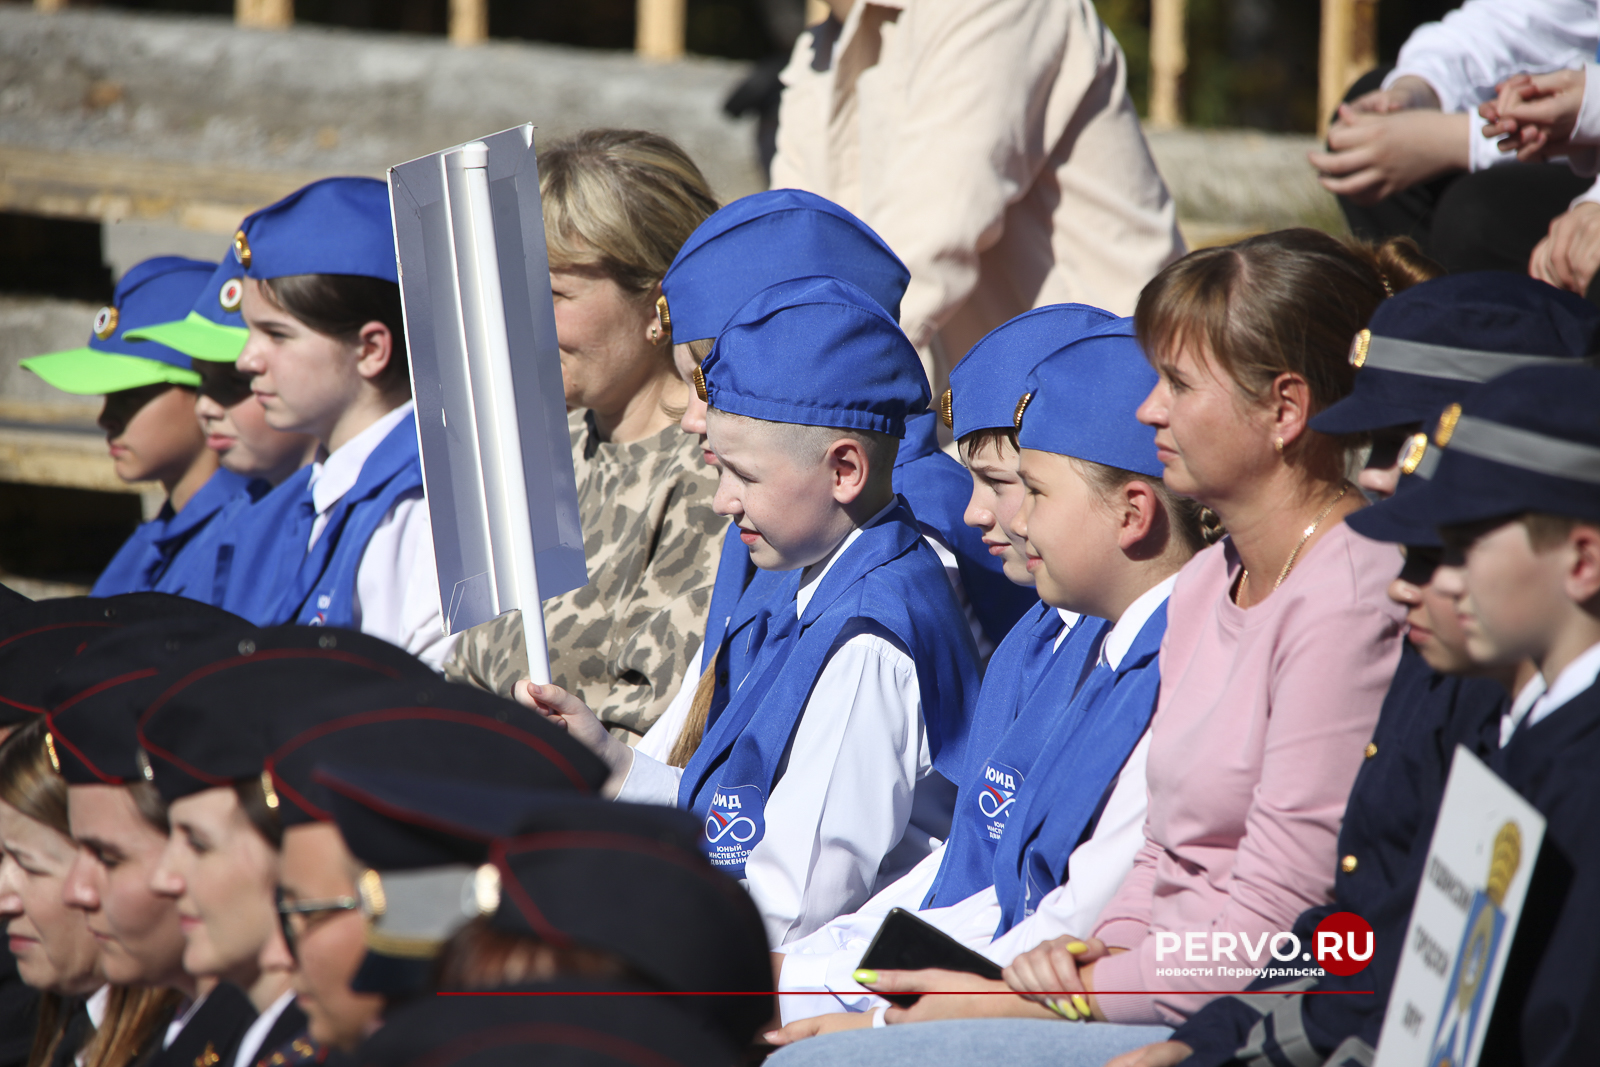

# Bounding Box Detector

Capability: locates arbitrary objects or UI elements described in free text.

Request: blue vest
[893,413,1037,647]
[678,499,981,877]
[91,468,254,598]
[922,605,1109,909]
[275,413,425,630]
[992,601,1168,933]
[217,464,317,624]
[153,475,272,605]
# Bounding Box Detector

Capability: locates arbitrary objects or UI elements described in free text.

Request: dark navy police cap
[1357,364,1600,534]
[316,767,574,997]
[660,188,910,344]
[698,276,929,438]
[1311,273,1599,436]
[357,980,739,1067]
[487,798,773,1044]
[1344,468,1441,548]
[944,303,1117,441]
[46,615,254,785]
[0,594,239,728]
[1016,318,1163,477]
[137,626,438,802]
[265,679,606,829]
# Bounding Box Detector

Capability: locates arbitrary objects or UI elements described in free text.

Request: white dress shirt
[1381,0,1599,173]
[305,401,453,668]
[619,506,957,947]
[231,990,295,1067]
[1500,639,1600,745]
[774,577,1174,1022]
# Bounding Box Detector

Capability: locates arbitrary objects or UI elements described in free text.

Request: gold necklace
[1239,483,1352,601]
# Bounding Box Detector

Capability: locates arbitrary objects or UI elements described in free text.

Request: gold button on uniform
[1364,742,1378,759]
[1341,855,1358,874]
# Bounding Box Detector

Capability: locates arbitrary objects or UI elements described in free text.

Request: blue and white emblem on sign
[703,783,765,877]
[977,759,1024,842]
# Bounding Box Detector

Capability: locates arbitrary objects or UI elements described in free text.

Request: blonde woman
[446,129,727,744]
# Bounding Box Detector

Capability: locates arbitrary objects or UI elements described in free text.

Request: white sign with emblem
[1373,746,1545,1067]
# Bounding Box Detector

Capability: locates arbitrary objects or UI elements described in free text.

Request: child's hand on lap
[515,681,634,786]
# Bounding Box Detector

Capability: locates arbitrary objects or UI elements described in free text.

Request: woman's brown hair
[0,725,180,1067]
[538,129,718,297]
[433,916,640,990]
[1134,229,1441,475]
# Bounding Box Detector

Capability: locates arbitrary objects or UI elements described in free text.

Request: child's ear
[1567,523,1600,608]
[354,320,394,383]
[827,438,869,504]
[1118,480,1161,556]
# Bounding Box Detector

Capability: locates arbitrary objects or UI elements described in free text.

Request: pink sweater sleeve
[1093,598,1402,1025]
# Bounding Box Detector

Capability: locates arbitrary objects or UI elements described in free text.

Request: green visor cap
[124,311,249,363]
[20,348,202,395]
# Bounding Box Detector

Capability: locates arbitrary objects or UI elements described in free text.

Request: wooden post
[236,0,293,29]
[1149,0,1187,129]
[636,0,686,61]
[450,0,488,45]
[1319,0,1379,138]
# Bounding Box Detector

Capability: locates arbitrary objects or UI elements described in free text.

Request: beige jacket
[771,0,1185,393]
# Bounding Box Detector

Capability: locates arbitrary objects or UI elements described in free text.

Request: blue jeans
[766,1019,1175,1067]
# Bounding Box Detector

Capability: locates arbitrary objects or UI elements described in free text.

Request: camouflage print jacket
[444,411,724,743]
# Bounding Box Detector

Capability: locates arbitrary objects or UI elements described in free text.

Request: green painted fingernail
[852,969,878,985]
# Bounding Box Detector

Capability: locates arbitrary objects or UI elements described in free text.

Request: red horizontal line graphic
[437,990,1375,997]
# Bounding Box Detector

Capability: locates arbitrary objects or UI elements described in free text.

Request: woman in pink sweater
[765,230,1418,1067]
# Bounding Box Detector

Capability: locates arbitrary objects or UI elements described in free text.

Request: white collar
[1050,608,1083,651]
[795,499,900,616]
[232,990,297,1067]
[1504,640,1600,744]
[85,985,109,1029]
[1100,575,1178,671]
[309,401,413,516]
[163,991,206,1049]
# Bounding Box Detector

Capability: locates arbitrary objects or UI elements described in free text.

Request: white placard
[389,124,587,684]
[1373,745,1545,1067]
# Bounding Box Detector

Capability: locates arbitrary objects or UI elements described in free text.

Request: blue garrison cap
[661,189,910,344]
[699,276,929,437]
[123,254,251,363]
[236,176,397,284]
[20,257,214,395]
[1015,319,1163,477]
[944,303,1118,440]
[1311,273,1599,436]
[1357,364,1600,534]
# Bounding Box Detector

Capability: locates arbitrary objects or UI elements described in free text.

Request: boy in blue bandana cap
[645,190,1032,727]
[523,276,980,947]
[134,177,448,665]
[20,256,255,597]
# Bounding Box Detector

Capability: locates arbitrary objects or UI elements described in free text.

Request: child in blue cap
[149,177,446,664]
[770,317,1208,1040]
[20,256,254,597]
[524,277,980,947]
[657,189,1035,667]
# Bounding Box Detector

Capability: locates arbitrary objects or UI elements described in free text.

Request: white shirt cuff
[1572,177,1600,209]
[613,749,684,805]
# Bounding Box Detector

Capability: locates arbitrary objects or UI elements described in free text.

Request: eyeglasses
[276,886,359,961]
